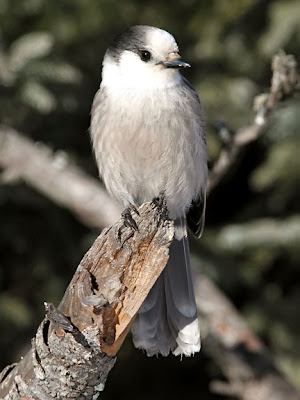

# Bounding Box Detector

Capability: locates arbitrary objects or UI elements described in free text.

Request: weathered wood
[0,203,174,399]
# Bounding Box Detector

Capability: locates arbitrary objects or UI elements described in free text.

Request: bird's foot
[118,205,140,240]
[152,191,169,226]
[122,205,140,230]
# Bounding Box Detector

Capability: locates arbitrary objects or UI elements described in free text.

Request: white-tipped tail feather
[131,218,200,356]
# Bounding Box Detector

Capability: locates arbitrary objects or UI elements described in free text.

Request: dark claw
[122,209,139,231]
[118,205,139,240]
[152,191,169,225]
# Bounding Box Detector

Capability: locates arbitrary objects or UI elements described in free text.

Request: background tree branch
[0,126,120,229]
[195,273,300,400]
[207,51,299,194]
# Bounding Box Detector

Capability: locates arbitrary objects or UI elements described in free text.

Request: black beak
[163,60,191,69]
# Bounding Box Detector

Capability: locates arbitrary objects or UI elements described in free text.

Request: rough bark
[0,203,174,399]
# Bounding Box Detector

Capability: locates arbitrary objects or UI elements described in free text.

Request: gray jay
[90,25,208,356]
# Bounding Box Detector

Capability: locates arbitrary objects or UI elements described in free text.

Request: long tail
[131,217,200,356]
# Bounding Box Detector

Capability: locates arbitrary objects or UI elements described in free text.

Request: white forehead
[146,27,179,54]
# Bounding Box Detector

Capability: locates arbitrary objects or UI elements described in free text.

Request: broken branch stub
[57,202,174,356]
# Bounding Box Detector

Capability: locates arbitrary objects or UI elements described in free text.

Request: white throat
[102,52,182,93]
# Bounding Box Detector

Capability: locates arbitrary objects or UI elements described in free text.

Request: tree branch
[207,51,299,194]
[0,203,174,399]
[195,273,300,400]
[0,125,120,229]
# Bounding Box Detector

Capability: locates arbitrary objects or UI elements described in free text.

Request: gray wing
[187,194,206,238]
[182,77,207,238]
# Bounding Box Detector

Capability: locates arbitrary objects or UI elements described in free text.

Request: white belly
[91,83,207,219]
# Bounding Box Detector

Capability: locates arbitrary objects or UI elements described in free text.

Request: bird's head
[102,25,190,90]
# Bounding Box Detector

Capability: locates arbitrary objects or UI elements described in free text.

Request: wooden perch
[0,203,174,399]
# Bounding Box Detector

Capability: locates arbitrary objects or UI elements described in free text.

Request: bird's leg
[152,191,169,225]
[118,204,140,239]
[122,204,140,230]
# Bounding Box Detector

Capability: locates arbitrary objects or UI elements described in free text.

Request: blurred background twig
[208,51,299,193]
[0,126,120,228]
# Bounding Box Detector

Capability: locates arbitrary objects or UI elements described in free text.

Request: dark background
[0,0,299,398]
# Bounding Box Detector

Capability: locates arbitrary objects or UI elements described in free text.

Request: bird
[90,25,208,357]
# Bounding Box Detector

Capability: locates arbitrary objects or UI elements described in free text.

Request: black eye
[140,50,151,62]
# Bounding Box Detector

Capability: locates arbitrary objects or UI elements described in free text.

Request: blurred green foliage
[0,0,299,398]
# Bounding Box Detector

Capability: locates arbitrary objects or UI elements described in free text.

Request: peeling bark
[0,203,174,399]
